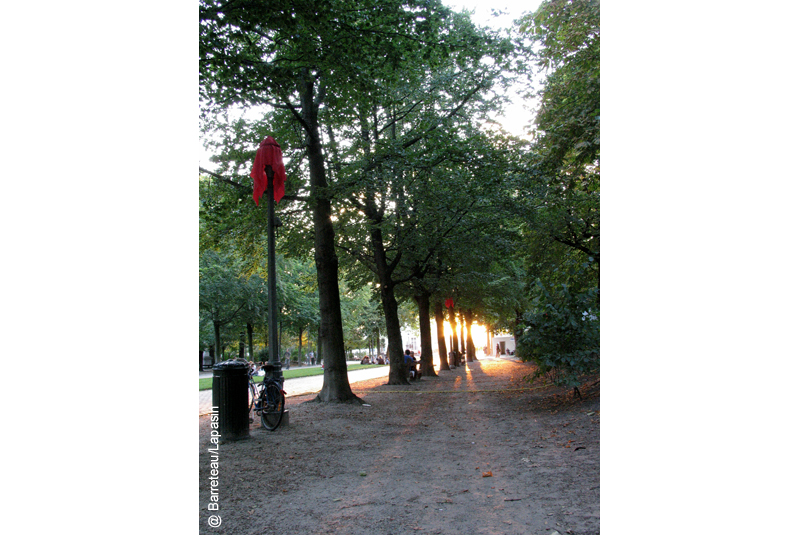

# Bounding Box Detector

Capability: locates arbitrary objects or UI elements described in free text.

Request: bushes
[517,277,599,387]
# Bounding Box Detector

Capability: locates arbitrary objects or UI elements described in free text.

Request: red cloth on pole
[251,136,286,205]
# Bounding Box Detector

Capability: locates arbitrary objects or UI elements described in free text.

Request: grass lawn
[199,363,385,391]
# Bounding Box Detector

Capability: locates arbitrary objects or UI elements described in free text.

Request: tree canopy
[199,0,601,391]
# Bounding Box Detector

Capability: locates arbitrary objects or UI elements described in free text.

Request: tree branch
[199,167,249,191]
[551,235,598,260]
[400,82,487,150]
[335,243,378,275]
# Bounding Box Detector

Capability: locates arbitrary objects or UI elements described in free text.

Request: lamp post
[265,165,284,384]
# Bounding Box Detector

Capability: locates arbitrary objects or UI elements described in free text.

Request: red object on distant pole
[251,136,287,205]
[445,298,454,309]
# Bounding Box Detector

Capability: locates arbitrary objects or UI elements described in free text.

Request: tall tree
[240,273,269,361]
[518,0,600,265]
[200,0,529,390]
[279,256,320,363]
[433,298,449,371]
[335,125,524,382]
[512,0,601,384]
[199,250,248,365]
[412,287,436,377]
[200,0,458,401]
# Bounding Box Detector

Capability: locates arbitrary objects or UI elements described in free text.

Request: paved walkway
[199,365,390,416]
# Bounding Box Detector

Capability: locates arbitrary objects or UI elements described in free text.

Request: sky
[446,0,544,139]
[444,0,541,33]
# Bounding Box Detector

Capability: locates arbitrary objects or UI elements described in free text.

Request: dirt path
[199,357,599,535]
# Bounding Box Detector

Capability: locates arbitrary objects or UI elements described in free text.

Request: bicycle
[250,364,286,431]
[248,372,260,413]
[247,362,269,411]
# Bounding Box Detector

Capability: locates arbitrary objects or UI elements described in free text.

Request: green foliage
[339,282,384,349]
[200,316,215,350]
[279,256,320,335]
[197,0,602,387]
[517,0,600,264]
[199,241,324,362]
[499,0,600,386]
[199,250,244,320]
[516,259,599,387]
[520,0,600,169]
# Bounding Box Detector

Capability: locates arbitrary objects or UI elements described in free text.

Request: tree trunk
[238,331,245,359]
[213,320,222,366]
[460,312,466,364]
[434,300,450,371]
[309,327,316,364]
[415,292,437,377]
[380,279,407,384]
[448,307,459,367]
[246,323,254,362]
[317,329,323,367]
[513,310,524,352]
[298,326,304,365]
[301,79,361,403]
[370,224,408,385]
[354,105,407,385]
[464,309,476,362]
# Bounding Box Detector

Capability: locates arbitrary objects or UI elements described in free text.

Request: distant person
[496,343,501,357]
[404,349,418,380]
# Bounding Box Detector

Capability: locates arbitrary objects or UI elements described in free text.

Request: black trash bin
[211,360,250,441]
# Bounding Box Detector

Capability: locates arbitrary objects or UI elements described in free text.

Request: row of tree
[199,247,390,366]
[199,0,600,399]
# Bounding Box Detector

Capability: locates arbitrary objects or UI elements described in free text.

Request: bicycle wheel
[260,382,285,431]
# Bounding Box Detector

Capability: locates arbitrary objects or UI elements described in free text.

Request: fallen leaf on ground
[482,471,493,477]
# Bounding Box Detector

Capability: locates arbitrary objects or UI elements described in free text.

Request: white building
[492,334,516,355]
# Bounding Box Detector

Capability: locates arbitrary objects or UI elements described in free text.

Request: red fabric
[250,136,287,205]
[445,299,454,309]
